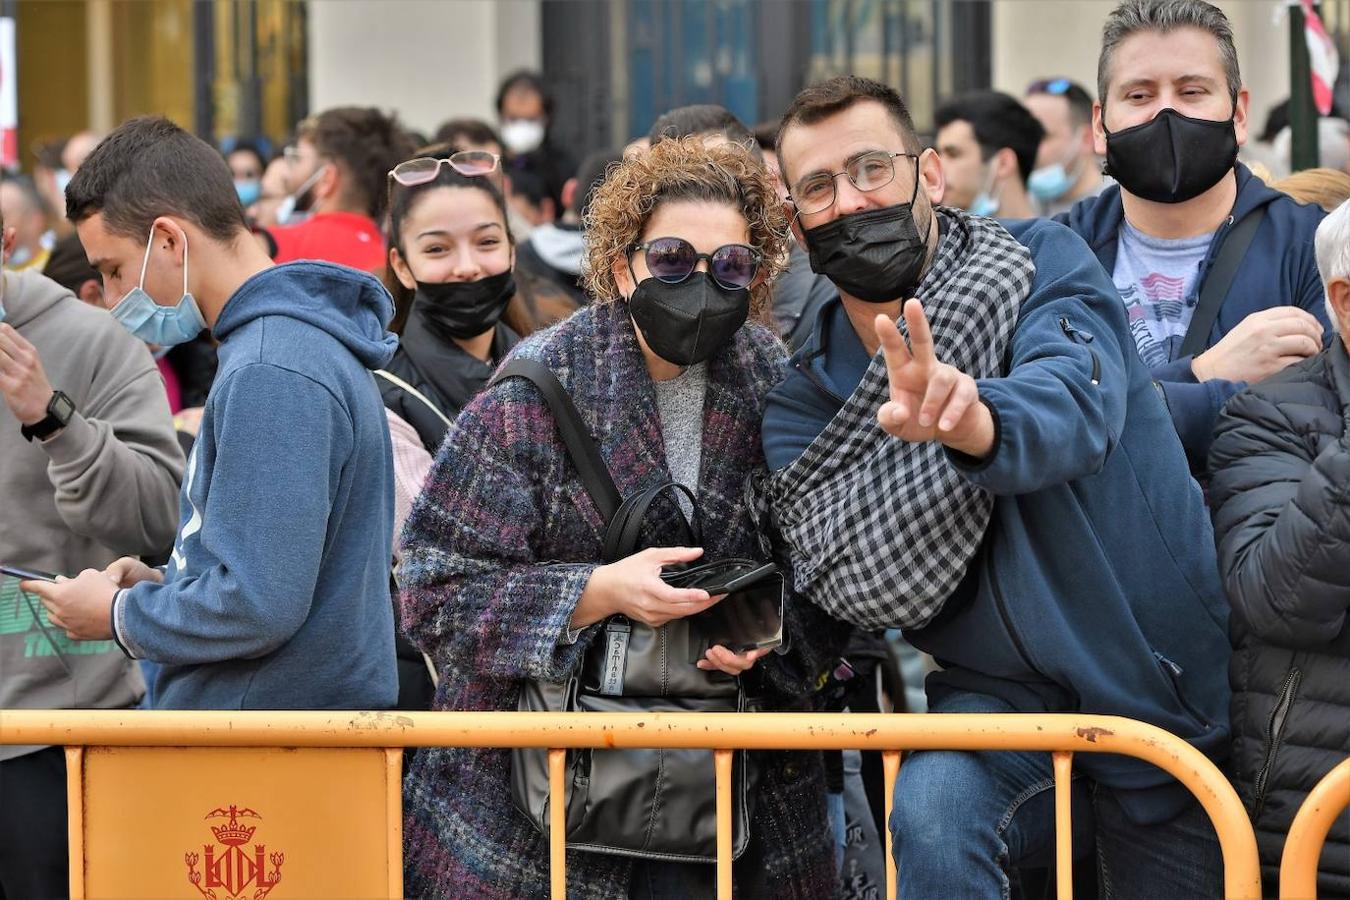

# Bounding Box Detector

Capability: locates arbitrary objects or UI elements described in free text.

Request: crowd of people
[1,0,1348,897]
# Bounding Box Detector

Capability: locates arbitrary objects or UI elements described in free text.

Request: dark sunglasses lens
[711,245,758,289]
[646,238,697,283]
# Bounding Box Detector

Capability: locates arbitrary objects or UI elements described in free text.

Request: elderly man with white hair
[1207,198,1350,896]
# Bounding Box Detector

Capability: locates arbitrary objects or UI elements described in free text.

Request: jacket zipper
[1253,666,1303,820]
[793,353,847,405]
[1153,652,1211,727]
[1059,317,1101,386]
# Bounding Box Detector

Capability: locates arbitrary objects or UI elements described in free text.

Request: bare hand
[697,644,772,676]
[1191,307,1323,384]
[573,546,720,630]
[874,299,995,458]
[0,324,56,426]
[103,557,164,589]
[21,569,118,641]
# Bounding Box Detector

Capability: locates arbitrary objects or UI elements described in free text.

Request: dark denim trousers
[889,691,1224,899]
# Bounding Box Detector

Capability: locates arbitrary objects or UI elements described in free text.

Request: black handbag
[496,357,769,862]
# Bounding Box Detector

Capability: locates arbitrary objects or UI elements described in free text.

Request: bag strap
[1178,207,1266,358]
[492,358,623,523]
[373,369,453,428]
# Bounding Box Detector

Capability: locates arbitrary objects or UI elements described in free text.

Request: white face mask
[501,119,546,155]
[276,164,328,226]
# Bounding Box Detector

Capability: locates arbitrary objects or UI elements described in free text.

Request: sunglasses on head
[632,237,762,291]
[389,150,501,186]
[1027,77,1072,96]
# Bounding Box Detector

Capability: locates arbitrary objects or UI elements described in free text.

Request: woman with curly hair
[399,136,847,898]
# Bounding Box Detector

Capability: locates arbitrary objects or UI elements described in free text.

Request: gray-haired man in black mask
[1060,0,1329,471]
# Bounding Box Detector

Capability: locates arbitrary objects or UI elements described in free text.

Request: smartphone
[0,564,59,583]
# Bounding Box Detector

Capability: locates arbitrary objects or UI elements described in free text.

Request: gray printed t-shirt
[1112,221,1213,367]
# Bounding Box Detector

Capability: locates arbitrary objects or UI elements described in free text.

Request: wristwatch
[21,390,76,442]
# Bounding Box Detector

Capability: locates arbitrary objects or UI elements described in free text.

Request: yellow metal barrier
[0,710,1261,899]
[1280,758,1350,900]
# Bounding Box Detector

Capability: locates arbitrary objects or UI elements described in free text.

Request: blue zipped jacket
[764,220,1232,824]
[1057,163,1328,466]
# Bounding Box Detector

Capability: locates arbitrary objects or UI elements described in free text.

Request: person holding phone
[23,116,399,717]
[398,137,848,899]
[0,201,184,897]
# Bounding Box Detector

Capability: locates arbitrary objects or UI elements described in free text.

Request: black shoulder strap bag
[1178,207,1266,359]
[495,357,780,863]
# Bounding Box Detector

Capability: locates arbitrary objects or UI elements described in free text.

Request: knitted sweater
[398,302,846,899]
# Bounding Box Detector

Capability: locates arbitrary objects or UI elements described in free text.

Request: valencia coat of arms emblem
[184,805,285,900]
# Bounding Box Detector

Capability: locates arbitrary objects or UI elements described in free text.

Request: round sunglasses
[631,237,761,291]
[389,150,500,186]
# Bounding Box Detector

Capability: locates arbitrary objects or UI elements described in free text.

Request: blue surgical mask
[967,163,1001,217]
[1028,164,1074,202]
[109,228,206,347]
[54,168,72,197]
[235,179,261,207]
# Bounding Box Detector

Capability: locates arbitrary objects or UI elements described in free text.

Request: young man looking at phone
[23,116,399,712]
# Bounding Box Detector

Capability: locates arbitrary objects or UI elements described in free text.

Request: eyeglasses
[389,151,501,186]
[631,237,762,291]
[1027,77,1073,96]
[788,150,918,216]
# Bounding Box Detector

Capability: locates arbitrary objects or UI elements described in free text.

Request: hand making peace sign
[874,299,996,459]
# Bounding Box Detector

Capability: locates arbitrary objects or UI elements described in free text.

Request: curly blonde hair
[582,136,789,318]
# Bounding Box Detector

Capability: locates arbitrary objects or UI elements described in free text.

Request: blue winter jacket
[764,219,1232,824]
[1057,163,1328,466]
[115,262,400,710]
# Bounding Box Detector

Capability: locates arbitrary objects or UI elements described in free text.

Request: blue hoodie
[1057,163,1328,466]
[763,219,1231,824]
[115,262,399,710]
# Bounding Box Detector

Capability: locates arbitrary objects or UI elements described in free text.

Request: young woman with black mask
[381,146,576,530]
[380,146,576,711]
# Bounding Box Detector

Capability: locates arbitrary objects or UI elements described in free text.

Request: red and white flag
[1302,0,1340,116]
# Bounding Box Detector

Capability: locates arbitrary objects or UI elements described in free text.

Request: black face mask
[412,269,515,341]
[1103,107,1238,204]
[628,271,749,367]
[801,165,931,303]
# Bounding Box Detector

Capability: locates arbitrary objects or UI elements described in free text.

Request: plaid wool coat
[398,302,847,899]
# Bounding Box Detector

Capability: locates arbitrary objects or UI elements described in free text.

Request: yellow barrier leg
[883,749,901,900]
[1280,757,1350,899]
[1053,752,1074,900]
[716,749,733,900]
[385,748,404,899]
[549,748,566,900]
[65,747,84,900]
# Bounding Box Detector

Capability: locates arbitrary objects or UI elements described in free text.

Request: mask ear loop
[180,232,189,299]
[137,225,156,290]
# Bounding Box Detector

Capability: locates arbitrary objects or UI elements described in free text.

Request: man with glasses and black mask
[759,74,1231,896]
[1061,0,1328,470]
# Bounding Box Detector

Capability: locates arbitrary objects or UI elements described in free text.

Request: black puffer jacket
[1209,343,1350,897]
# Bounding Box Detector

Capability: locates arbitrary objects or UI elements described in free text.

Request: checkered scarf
[756,210,1034,630]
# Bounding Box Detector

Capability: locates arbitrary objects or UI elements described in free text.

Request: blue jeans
[889,691,1224,899]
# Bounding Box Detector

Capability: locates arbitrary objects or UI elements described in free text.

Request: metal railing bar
[715,748,733,900]
[1053,751,1074,900]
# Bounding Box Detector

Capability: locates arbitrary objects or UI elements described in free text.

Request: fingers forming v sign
[875,299,983,447]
